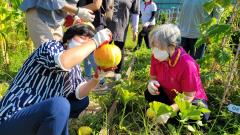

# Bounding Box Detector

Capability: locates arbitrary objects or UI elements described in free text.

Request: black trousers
[134,25,154,50]
[181,37,205,59]
[144,87,172,105]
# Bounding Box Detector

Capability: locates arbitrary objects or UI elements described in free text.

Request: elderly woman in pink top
[145,24,209,123]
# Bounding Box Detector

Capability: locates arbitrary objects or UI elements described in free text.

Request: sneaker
[114,73,121,81]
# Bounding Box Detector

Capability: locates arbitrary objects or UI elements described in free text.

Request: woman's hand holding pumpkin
[93,67,116,81]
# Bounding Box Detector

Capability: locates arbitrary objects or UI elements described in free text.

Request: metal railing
[154,2,182,23]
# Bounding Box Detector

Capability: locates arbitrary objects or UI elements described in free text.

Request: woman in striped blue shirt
[0,24,112,135]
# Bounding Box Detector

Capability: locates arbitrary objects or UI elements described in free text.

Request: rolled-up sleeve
[75,81,87,100]
[36,40,69,71]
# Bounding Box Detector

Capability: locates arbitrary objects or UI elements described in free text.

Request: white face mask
[68,39,84,49]
[152,47,169,62]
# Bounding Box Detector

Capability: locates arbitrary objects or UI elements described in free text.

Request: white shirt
[140,1,157,25]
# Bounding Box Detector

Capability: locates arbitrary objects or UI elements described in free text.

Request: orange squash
[94,44,121,71]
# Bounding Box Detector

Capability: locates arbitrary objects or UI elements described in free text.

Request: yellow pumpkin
[78,126,92,135]
[94,44,122,70]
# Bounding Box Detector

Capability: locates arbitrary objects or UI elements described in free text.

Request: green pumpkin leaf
[187,110,202,121]
[117,89,136,104]
[174,93,210,121]
[123,90,136,103]
[174,93,191,113]
[149,101,174,116]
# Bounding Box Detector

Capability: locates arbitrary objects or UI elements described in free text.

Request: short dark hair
[62,24,96,44]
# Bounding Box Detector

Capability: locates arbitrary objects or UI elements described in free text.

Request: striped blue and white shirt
[0,40,85,123]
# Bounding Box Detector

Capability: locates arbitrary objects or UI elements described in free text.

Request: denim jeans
[0,96,89,135]
[84,53,104,84]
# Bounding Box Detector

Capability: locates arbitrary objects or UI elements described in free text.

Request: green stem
[208,111,220,134]
[177,123,184,135]
[119,103,127,128]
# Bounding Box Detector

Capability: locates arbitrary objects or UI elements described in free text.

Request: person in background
[133,0,157,51]
[145,24,209,124]
[106,0,140,80]
[20,0,95,48]
[77,0,107,30]
[77,0,109,91]
[178,0,217,59]
[0,24,112,135]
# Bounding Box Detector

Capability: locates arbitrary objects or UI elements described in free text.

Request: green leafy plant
[117,88,137,134]
[148,101,176,118]
[147,93,210,134]
[174,94,211,122]
[174,93,211,133]
[195,1,240,133]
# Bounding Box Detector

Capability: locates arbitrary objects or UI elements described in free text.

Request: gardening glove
[156,112,171,124]
[76,7,95,22]
[92,28,112,48]
[147,80,160,95]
